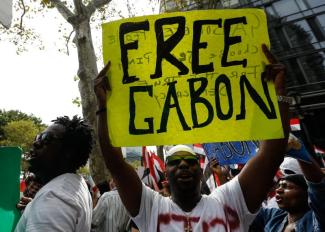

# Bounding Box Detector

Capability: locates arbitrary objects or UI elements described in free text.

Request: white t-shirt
[15,173,92,232]
[132,176,257,232]
[91,190,130,232]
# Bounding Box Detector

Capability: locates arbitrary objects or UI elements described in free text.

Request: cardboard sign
[203,141,259,165]
[102,9,283,146]
[0,147,22,232]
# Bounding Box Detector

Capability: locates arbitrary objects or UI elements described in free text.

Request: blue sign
[203,141,259,165]
[286,134,312,163]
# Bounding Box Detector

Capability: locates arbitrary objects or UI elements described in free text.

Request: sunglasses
[34,132,63,145]
[166,155,199,166]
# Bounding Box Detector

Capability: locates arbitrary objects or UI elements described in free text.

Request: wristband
[96,107,107,115]
[277,95,293,105]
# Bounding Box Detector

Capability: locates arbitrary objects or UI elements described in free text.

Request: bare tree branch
[66,29,75,55]
[18,0,27,30]
[86,0,111,16]
[49,0,77,25]
[73,0,84,15]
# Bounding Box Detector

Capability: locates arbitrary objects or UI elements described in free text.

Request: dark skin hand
[16,196,32,211]
[209,158,229,185]
[95,44,289,216]
[94,61,143,217]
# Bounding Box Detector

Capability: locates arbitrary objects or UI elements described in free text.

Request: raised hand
[16,196,32,211]
[262,44,286,96]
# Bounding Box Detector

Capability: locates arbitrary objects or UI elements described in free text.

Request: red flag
[193,144,207,169]
[142,147,165,191]
[290,118,301,131]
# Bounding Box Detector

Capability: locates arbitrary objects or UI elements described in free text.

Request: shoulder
[258,207,285,218]
[45,173,87,192]
[34,173,90,205]
[99,190,123,205]
[210,176,241,198]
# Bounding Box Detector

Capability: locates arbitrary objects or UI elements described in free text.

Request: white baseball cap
[165,145,196,160]
[280,157,303,175]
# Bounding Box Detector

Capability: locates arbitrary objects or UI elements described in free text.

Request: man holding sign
[94,40,289,231]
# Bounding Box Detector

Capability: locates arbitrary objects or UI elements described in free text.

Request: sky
[0,42,80,125]
[0,0,158,125]
[0,8,80,124]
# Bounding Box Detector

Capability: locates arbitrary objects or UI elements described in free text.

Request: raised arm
[298,158,324,183]
[94,62,142,216]
[238,44,290,213]
[300,156,325,229]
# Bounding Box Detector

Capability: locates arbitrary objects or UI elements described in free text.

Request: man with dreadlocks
[15,116,94,232]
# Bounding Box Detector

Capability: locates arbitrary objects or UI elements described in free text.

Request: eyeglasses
[166,155,199,166]
[34,132,63,145]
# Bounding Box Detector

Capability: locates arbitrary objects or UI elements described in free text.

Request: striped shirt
[91,190,130,232]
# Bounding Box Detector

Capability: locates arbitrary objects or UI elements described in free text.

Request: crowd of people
[13,45,325,232]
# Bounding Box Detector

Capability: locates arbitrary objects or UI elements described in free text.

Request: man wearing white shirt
[15,116,93,232]
[94,45,290,231]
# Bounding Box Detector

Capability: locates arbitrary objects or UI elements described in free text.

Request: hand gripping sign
[102,9,284,147]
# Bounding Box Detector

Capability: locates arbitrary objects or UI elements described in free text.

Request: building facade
[231,0,325,153]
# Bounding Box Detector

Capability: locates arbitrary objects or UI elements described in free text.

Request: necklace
[170,196,202,232]
[183,211,193,232]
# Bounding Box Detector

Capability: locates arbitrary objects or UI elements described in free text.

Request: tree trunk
[74,19,110,184]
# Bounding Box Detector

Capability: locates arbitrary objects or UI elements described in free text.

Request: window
[285,20,318,47]
[306,0,323,8]
[295,0,308,11]
[316,14,325,35]
[273,0,301,17]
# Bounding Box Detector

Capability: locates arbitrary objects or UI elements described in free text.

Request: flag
[290,118,301,131]
[314,146,325,167]
[193,143,205,155]
[197,145,222,192]
[274,169,284,183]
[142,147,165,191]
[286,133,312,163]
[193,144,207,169]
[314,146,325,155]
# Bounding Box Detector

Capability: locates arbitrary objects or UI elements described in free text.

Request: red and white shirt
[132,176,257,232]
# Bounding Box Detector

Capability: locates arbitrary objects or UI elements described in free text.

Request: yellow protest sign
[102,9,283,147]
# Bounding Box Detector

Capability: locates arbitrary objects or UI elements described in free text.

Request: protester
[15,116,93,232]
[16,172,43,212]
[249,157,325,231]
[158,180,171,197]
[91,180,130,232]
[96,180,111,195]
[94,44,290,231]
[202,158,230,192]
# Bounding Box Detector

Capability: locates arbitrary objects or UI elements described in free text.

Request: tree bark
[74,18,110,184]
